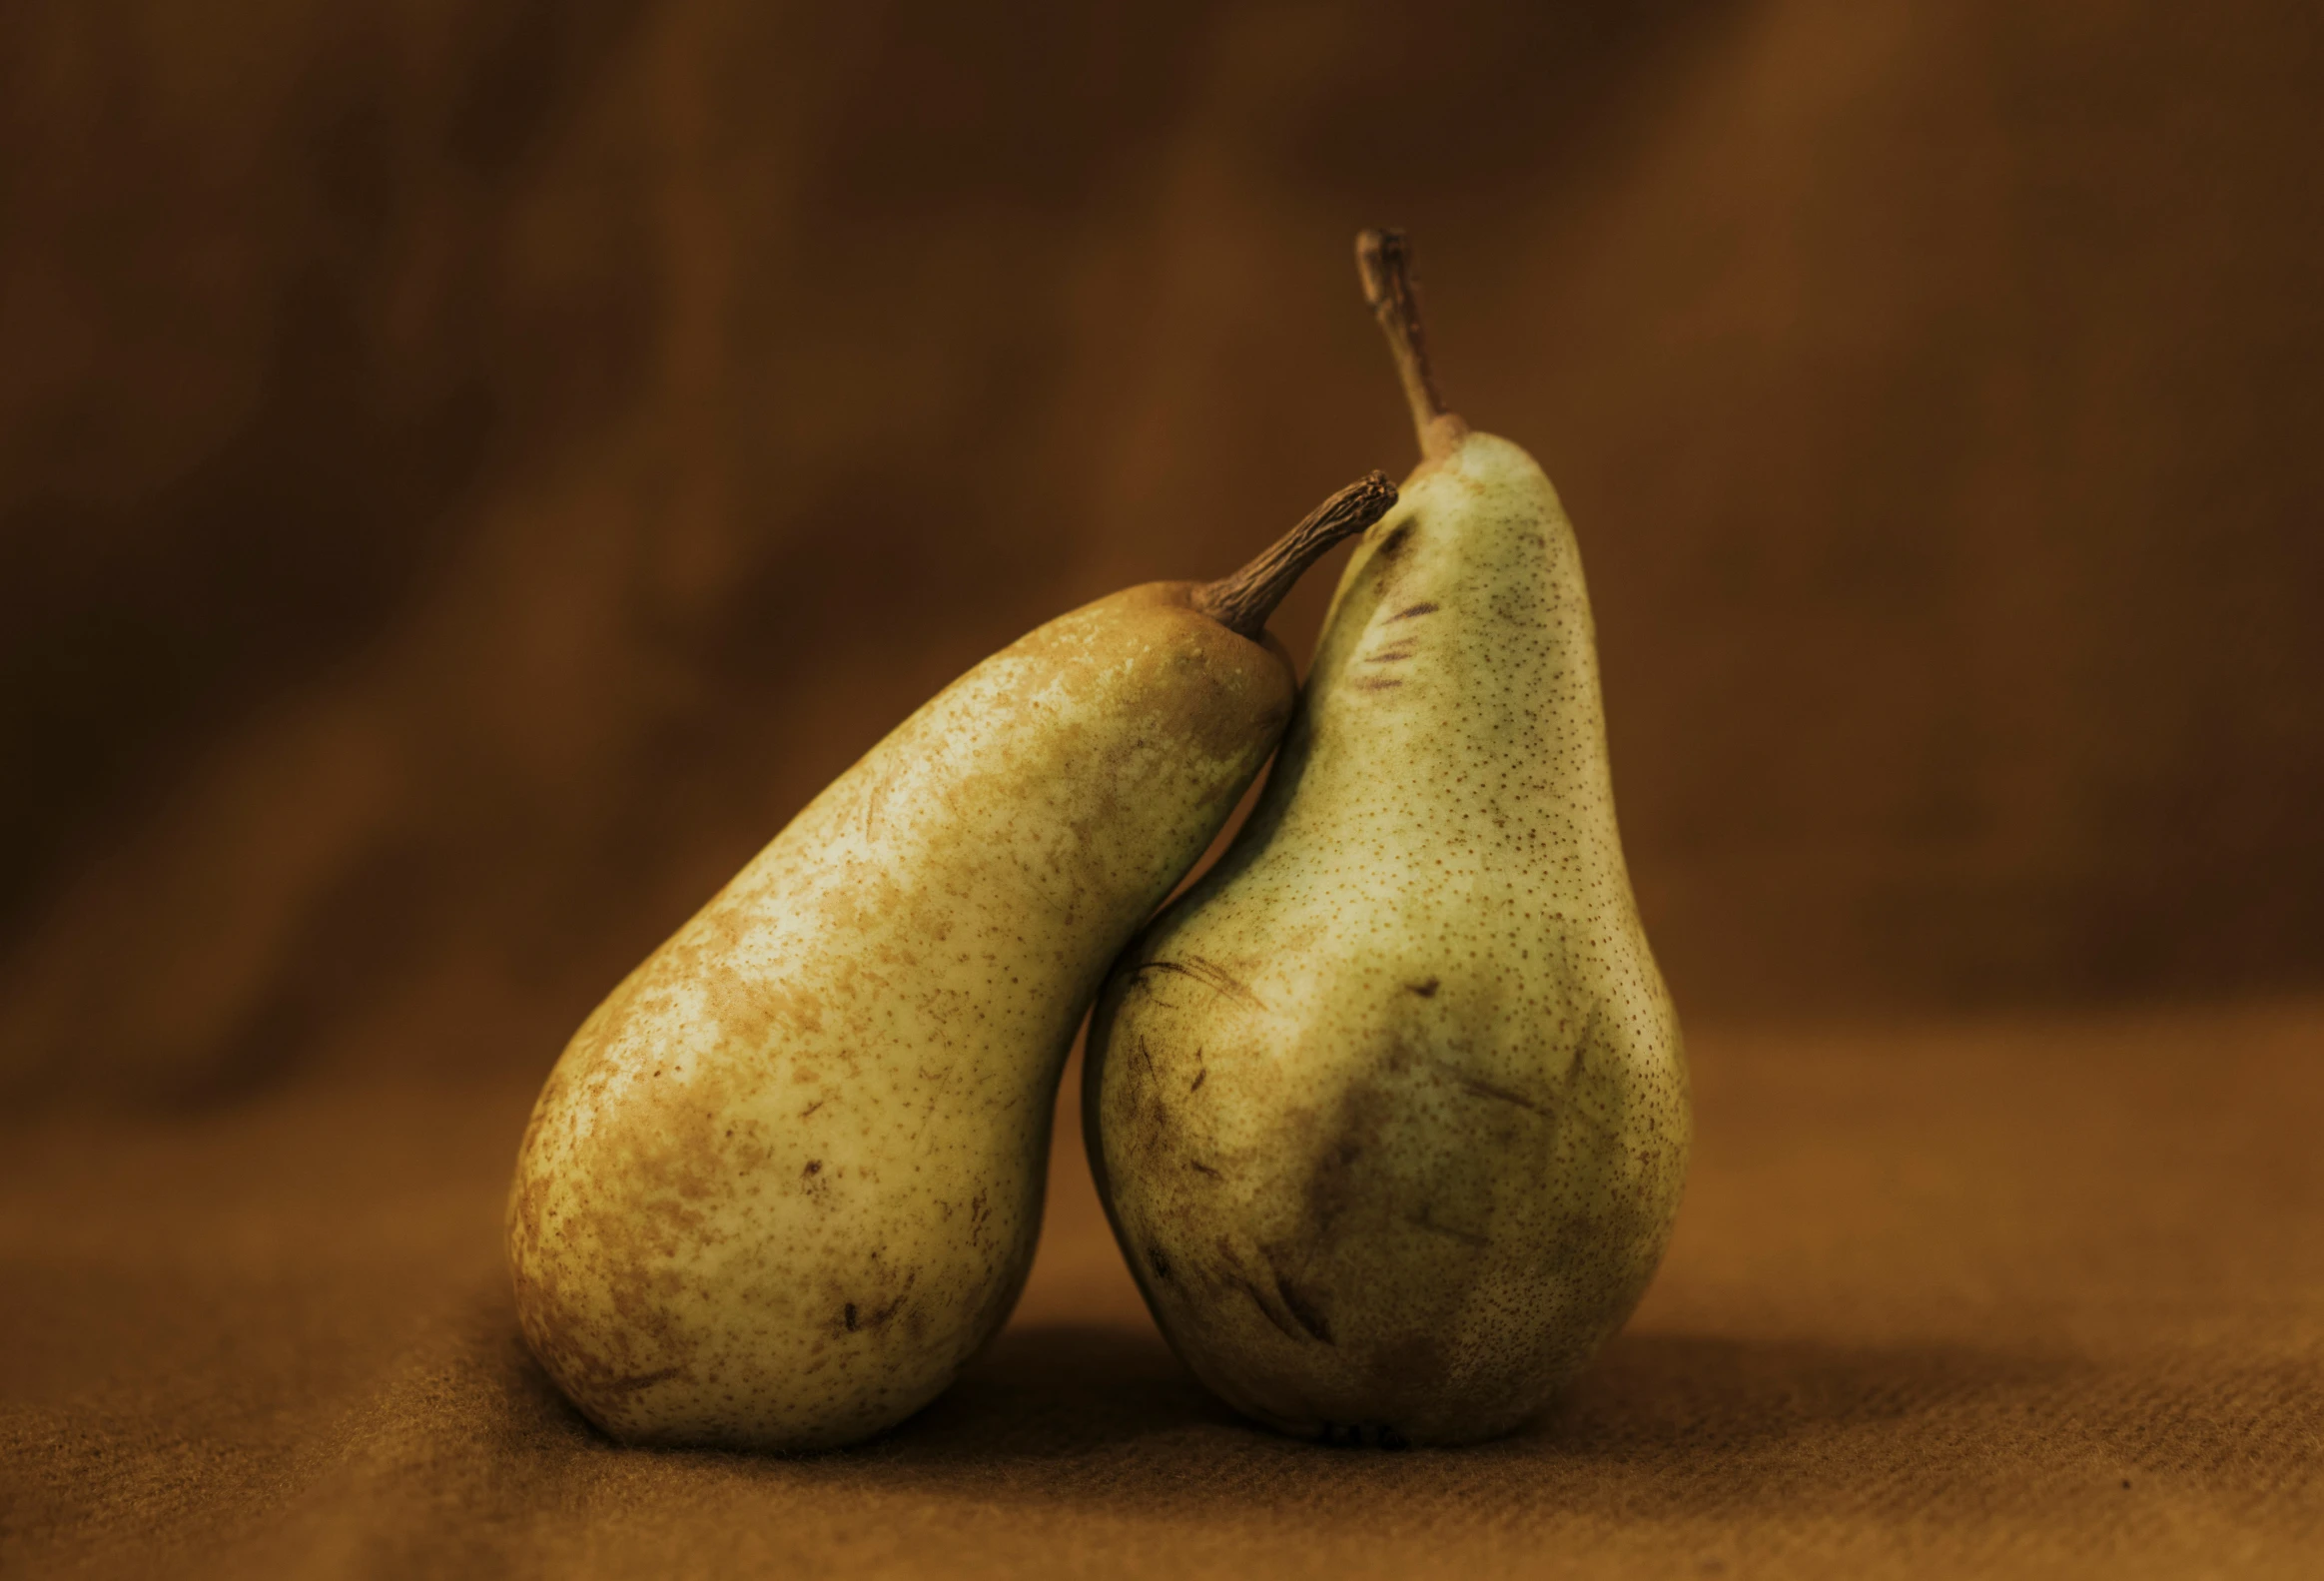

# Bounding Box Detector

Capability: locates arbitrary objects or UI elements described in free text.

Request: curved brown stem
[1356,229,1467,461]
[1194,472,1398,639]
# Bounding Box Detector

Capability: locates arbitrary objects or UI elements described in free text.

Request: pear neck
[1420,413,1471,464]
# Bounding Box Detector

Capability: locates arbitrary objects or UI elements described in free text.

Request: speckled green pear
[508,476,1394,1452]
[1085,232,1689,1446]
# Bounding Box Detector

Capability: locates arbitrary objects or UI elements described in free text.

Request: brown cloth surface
[6,0,2324,1576]
[8,1002,2322,1577]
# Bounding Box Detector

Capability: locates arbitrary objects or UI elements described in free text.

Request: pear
[1084,231,1689,1447]
[508,472,1396,1451]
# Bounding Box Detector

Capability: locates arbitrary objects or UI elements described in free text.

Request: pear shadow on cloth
[503,1318,2078,1476]
[237,1288,2318,1570]
[85,1284,2263,1573]
[543,1319,2104,1525]
[471,1305,2324,1541]
[868,1320,2079,1466]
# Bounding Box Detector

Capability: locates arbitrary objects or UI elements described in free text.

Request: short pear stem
[1194,472,1398,639]
[1356,229,1468,461]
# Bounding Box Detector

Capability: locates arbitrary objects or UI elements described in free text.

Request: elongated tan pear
[1085,232,1689,1446]
[509,473,1395,1451]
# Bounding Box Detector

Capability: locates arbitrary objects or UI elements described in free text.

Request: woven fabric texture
[7,1005,2318,1577]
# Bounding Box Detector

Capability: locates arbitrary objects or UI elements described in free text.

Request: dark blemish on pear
[863,1277,915,1328]
[595,1365,683,1395]
[804,1160,822,1175]
[1130,956,1268,1012]
[1273,1274,1333,1343]
[1375,521,1414,559]
[1349,676,1404,691]
[1162,958,1273,1004]
[1451,1072,1542,1113]
[1149,1243,1173,1280]
[1410,1207,1489,1248]
[1389,601,1438,621]
[843,1303,859,1331]
[1232,1277,1300,1339]
[1407,977,1440,997]
[1260,1245,1335,1343]
[1299,1080,1391,1246]
[1190,1068,1206,1092]
[1217,1251,1301,1341]
[1189,1160,1221,1179]
[1184,956,1267,1010]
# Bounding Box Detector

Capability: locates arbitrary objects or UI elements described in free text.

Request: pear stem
[1356,228,1468,461]
[1194,471,1398,640]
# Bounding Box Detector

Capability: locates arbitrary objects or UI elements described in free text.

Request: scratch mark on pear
[1431,1059,1544,1114]
[1131,957,1268,1013]
[1215,1240,1301,1340]
[1411,1207,1490,1248]
[1260,1243,1336,1343]
[1273,1273,1334,1342]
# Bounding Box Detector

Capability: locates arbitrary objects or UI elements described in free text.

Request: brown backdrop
[6,0,2320,1104]
[4,2,2320,1575]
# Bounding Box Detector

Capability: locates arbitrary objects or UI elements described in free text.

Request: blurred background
[3,0,2320,1107]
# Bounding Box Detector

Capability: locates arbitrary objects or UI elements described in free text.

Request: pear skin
[510,476,1394,1451]
[1085,234,1689,1446]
